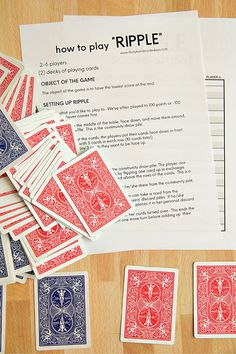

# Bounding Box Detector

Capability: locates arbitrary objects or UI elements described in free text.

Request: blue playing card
[35,272,90,350]
[0,106,30,175]
[0,285,6,354]
[0,237,8,280]
[9,237,31,273]
[0,235,15,284]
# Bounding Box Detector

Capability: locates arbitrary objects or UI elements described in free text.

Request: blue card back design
[0,286,3,353]
[0,108,29,171]
[0,237,8,278]
[37,274,88,348]
[9,237,30,270]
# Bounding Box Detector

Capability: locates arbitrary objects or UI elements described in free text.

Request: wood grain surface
[1,1,236,353]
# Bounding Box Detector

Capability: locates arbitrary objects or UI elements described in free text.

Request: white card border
[120,265,178,345]
[34,271,90,350]
[194,261,236,338]
[53,147,134,238]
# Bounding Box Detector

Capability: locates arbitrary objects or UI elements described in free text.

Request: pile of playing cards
[0,105,133,282]
[0,52,36,121]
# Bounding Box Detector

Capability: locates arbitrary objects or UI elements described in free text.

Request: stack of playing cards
[0,52,36,121]
[0,105,133,281]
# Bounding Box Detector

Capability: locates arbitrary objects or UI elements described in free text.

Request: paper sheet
[20,12,221,252]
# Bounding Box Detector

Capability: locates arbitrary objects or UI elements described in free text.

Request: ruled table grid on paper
[205,79,225,231]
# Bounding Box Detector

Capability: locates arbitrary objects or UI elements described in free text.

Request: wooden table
[1,1,236,353]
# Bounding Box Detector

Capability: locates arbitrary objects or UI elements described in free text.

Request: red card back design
[25,224,79,259]
[26,127,51,148]
[10,74,28,121]
[25,76,35,116]
[55,123,77,154]
[195,263,236,337]
[34,177,87,235]
[121,266,178,344]
[55,149,132,235]
[0,56,21,97]
[35,244,84,276]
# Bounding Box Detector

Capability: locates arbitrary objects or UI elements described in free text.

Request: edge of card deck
[194,261,236,339]
[120,265,178,345]
[34,272,90,350]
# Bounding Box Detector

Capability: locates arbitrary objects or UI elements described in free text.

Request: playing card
[0,201,25,214]
[16,138,54,185]
[9,237,32,275]
[0,285,6,354]
[1,215,34,234]
[21,143,60,194]
[194,262,236,338]
[0,206,29,222]
[0,52,23,99]
[0,176,17,196]
[10,219,39,241]
[8,73,28,121]
[33,240,87,279]
[54,122,79,155]
[0,210,32,234]
[22,75,36,118]
[16,110,64,133]
[0,105,31,175]
[3,77,20,111]
[0,234,15,284]
[24,125,52,148]
[12,132,55,183]
[23,224,81,262]
[0,65,9,85]
[16,110,55,128]
[54,148,133,238]
[34,272,90,350]
[120,265,178,344]
[32,161,88,238]
[28,145,61,195]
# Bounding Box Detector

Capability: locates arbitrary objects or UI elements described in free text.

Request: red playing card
[26,126,51,148]
[25,76,35,117]
[10,219,39,240]
[54,148,133,237]
[0,54,23,98]
[4,77,20,111]
[33,241,86,279]
[121,266,178,344]
[54,122,79,154]
[9,73,28,121]
[24,223,80,260]
[1,214,32,232]
[33,172,88,238]
[194,262,236,338]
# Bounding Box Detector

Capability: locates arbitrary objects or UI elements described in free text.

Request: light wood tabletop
[1,1,236,353]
